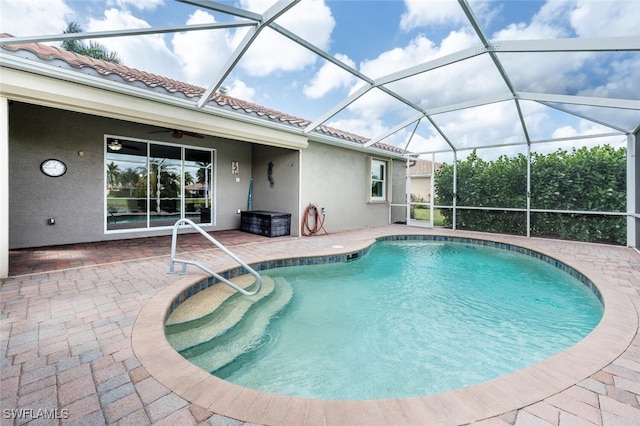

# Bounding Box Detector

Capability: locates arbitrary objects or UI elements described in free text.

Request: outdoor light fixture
[108,140,122,151]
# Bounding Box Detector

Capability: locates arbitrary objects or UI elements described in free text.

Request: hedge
[434,145,627,245]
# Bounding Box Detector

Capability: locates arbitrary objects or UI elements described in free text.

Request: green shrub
[434,146,626,245]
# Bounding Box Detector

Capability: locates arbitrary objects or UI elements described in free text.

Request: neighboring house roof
[408,159,440,176]
[0,35,407,157]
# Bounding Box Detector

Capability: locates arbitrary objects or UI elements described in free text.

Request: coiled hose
[301,203,328,236]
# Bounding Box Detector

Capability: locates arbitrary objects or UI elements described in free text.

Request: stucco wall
[409,177,431,202]
[390,155,408,224]
[8,102,253,248]
[9,102,407,248]
[250,145,301,236]
[300,143,406,233]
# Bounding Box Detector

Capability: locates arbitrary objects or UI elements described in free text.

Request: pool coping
[132,232,638,425]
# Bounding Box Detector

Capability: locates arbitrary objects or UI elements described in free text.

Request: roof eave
[306,130,408,160]
[0,52,410,159]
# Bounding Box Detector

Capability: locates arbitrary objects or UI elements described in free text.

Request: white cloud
[551,125,581,139]
[492,1,571,41]
[570,0,640,37]
[303,53,357,99]
[553,120,619,139]
[404,132,444,153]
[345,88,408,123]
[352,30,496,115]
[360,35,438,79]
[237,0,272,13]
[492,0,640,101]
[326,117,390,140]
[580,56,640,100]
[400,0,466,31]
[434,101,526,149]
[502,52,591,94]
[86,9,184,81]
[304,0,637,153]
[106,0,163,12]
[359,28,477,82]
[171,9,239,86]
[171,10,258,97]
[0,0,74,36]
[518,101,556,140]
[170,0,337,84]
[237,0,335,76]
[528,121,626,154]
[316,28,502,147]
[227,79,256,101]
[491,0,639,41]
[438,28,478,55]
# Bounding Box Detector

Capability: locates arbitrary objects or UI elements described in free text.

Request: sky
[1,0,639,159]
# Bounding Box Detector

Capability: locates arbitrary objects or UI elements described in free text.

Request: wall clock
[40,159,67,177]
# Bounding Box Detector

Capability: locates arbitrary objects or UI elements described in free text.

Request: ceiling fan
[149,129,204,139]
[107,139,142,151]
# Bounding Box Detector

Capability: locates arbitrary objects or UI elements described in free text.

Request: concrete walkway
[1,225,639,425]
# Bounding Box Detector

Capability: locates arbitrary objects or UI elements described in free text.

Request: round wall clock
[40,159,67,177]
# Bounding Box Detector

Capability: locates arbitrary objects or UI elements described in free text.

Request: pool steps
[182,277,293,372]
[165,275,274,351]
[165,274,260,326]
[165,274,293,372]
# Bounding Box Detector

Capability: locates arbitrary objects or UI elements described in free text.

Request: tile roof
[1,34,408,156]
[408,159,441,175]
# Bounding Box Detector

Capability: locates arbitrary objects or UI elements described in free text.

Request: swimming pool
[168,238,603,401]
[133,229,637,425]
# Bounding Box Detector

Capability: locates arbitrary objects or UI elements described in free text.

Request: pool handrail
[168,219,262,296]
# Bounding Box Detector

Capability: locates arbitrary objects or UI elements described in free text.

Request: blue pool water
[202,241,603,400]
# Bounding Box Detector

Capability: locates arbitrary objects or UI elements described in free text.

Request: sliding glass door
[105,137,214,231]
[184,149,213,224]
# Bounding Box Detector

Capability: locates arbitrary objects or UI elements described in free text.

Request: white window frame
[370,158,387,202]
[104,135,216,234]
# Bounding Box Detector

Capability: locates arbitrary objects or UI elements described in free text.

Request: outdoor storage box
[241,211,291,237]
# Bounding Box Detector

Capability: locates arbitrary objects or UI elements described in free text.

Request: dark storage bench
[240,211,291,237]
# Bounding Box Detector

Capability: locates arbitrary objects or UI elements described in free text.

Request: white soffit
[0,62,308,150]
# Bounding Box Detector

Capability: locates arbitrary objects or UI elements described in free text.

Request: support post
[0,97,8,278]
[430,152,435,227]
[452,151,458,230]
[526,144,531,238]
[628,132,637,248]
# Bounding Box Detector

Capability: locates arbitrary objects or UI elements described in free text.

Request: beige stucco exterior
[1,65,407,269]
[300,142,406,232]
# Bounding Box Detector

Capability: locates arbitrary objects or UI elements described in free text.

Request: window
[371,159,387,201]
[105,136,214,231]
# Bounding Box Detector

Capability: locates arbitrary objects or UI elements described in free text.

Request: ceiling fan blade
[149,129,204,138]
[182,131,204,138]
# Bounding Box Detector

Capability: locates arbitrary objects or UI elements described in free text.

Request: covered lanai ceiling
[1,0,639,157]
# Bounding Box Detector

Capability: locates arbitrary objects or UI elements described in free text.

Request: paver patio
[1,225,639,425]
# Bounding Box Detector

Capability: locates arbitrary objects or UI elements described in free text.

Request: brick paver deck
[1,225,639,425]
